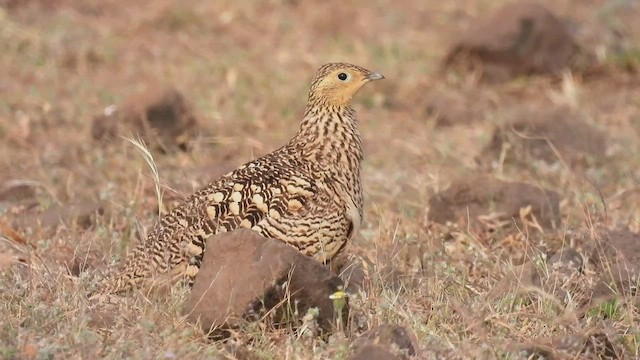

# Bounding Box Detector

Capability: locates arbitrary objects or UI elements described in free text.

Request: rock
[87,308,119,330]
[490,245,591,305]
[428,174,561,230]
[39,202,107,229]
[0,252,26,271]
[480,105,607,167]
[13,201,107,235]
[516,332,620,359]
[330,252,370,293]
[0,180,36,202]
[348,345,401,360]
[91,87,199,153]
[443,2,581,82]
[183,229,347,339]
[547,248,584,275]
[51,241,103,276]
[590,229,640,297]
[350,324,417,360]
[488,261,537,301]
[536,247,589,305]
[0,0,61,10]
[424,88,494,127]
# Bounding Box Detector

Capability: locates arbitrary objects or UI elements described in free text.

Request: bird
[93,62,385,295]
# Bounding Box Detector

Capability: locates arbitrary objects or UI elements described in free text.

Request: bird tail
[89,224,186,298]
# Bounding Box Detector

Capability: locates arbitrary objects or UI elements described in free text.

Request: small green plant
[330,286,348,332]
[587,298,621,319]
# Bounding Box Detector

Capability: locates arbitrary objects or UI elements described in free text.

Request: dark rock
[488,261,537,301]
[213,345,260,360]
[480,105,607,167]
[349,345,401,360]
[0,252,25,271]
[535,247,588,305]
[424,88,494,127]
[0,181,37,202]
[11,202,107,237]
[92,87,199,153]
[0,0,61,10]
[443,2,581,82]
[351,324,417,360]
[330,253,369,293]
[490,245,591,306]
[51,238,103,276]
[183,229,347,339]
[428,174,561,230]
[548,248,583,275]
[40,202,107,229]
[87,308,119,330]
[590,229,640,297]
[516,332,621,359]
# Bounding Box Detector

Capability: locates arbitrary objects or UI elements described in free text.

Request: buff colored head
[308,63,384,106]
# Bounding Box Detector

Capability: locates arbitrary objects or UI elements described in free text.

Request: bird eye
[337,72,349,81]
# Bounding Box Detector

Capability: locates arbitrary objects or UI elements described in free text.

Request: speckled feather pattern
[96,63,378,294]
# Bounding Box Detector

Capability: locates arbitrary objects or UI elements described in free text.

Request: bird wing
[187,150,319,236]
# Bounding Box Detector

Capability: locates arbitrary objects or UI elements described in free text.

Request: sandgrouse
[95,63,384,295]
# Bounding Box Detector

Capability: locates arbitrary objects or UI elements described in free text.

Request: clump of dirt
[479,104,608,168]
[428,174,561,230]
[423,87,496,127]
[589,229,640,298]
[183,229,346,340]
[0,180,37,202]
[349,324,417,360]
[91,87,199,153]
[516,332,622,359]
[443,2,584,82]
[12,201,108,236]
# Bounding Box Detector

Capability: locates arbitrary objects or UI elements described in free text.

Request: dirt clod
[480,104,608,167]
[590,229,640,297]
[348,345,402,360]
[13,202,107,235]
[0,180,37,202]
[424,87,494,127]
[428,174,561,230]
[518,332,621,359]
[183,229,346,339]
[91,87,199,153]
[351,324,417,360]
[443,2,582,82]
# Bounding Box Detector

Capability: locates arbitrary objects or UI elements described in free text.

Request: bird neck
[291,102,363,173]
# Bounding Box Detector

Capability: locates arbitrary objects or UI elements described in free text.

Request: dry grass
[1,0,639,358]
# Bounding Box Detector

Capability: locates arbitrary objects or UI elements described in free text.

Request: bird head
[308,63,384,107]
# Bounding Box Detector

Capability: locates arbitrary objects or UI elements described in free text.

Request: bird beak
[366,72,385,81]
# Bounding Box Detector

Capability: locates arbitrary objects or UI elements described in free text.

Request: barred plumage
[94,63,384,295]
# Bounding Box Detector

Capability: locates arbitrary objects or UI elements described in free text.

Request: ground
[0,0,639,359]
